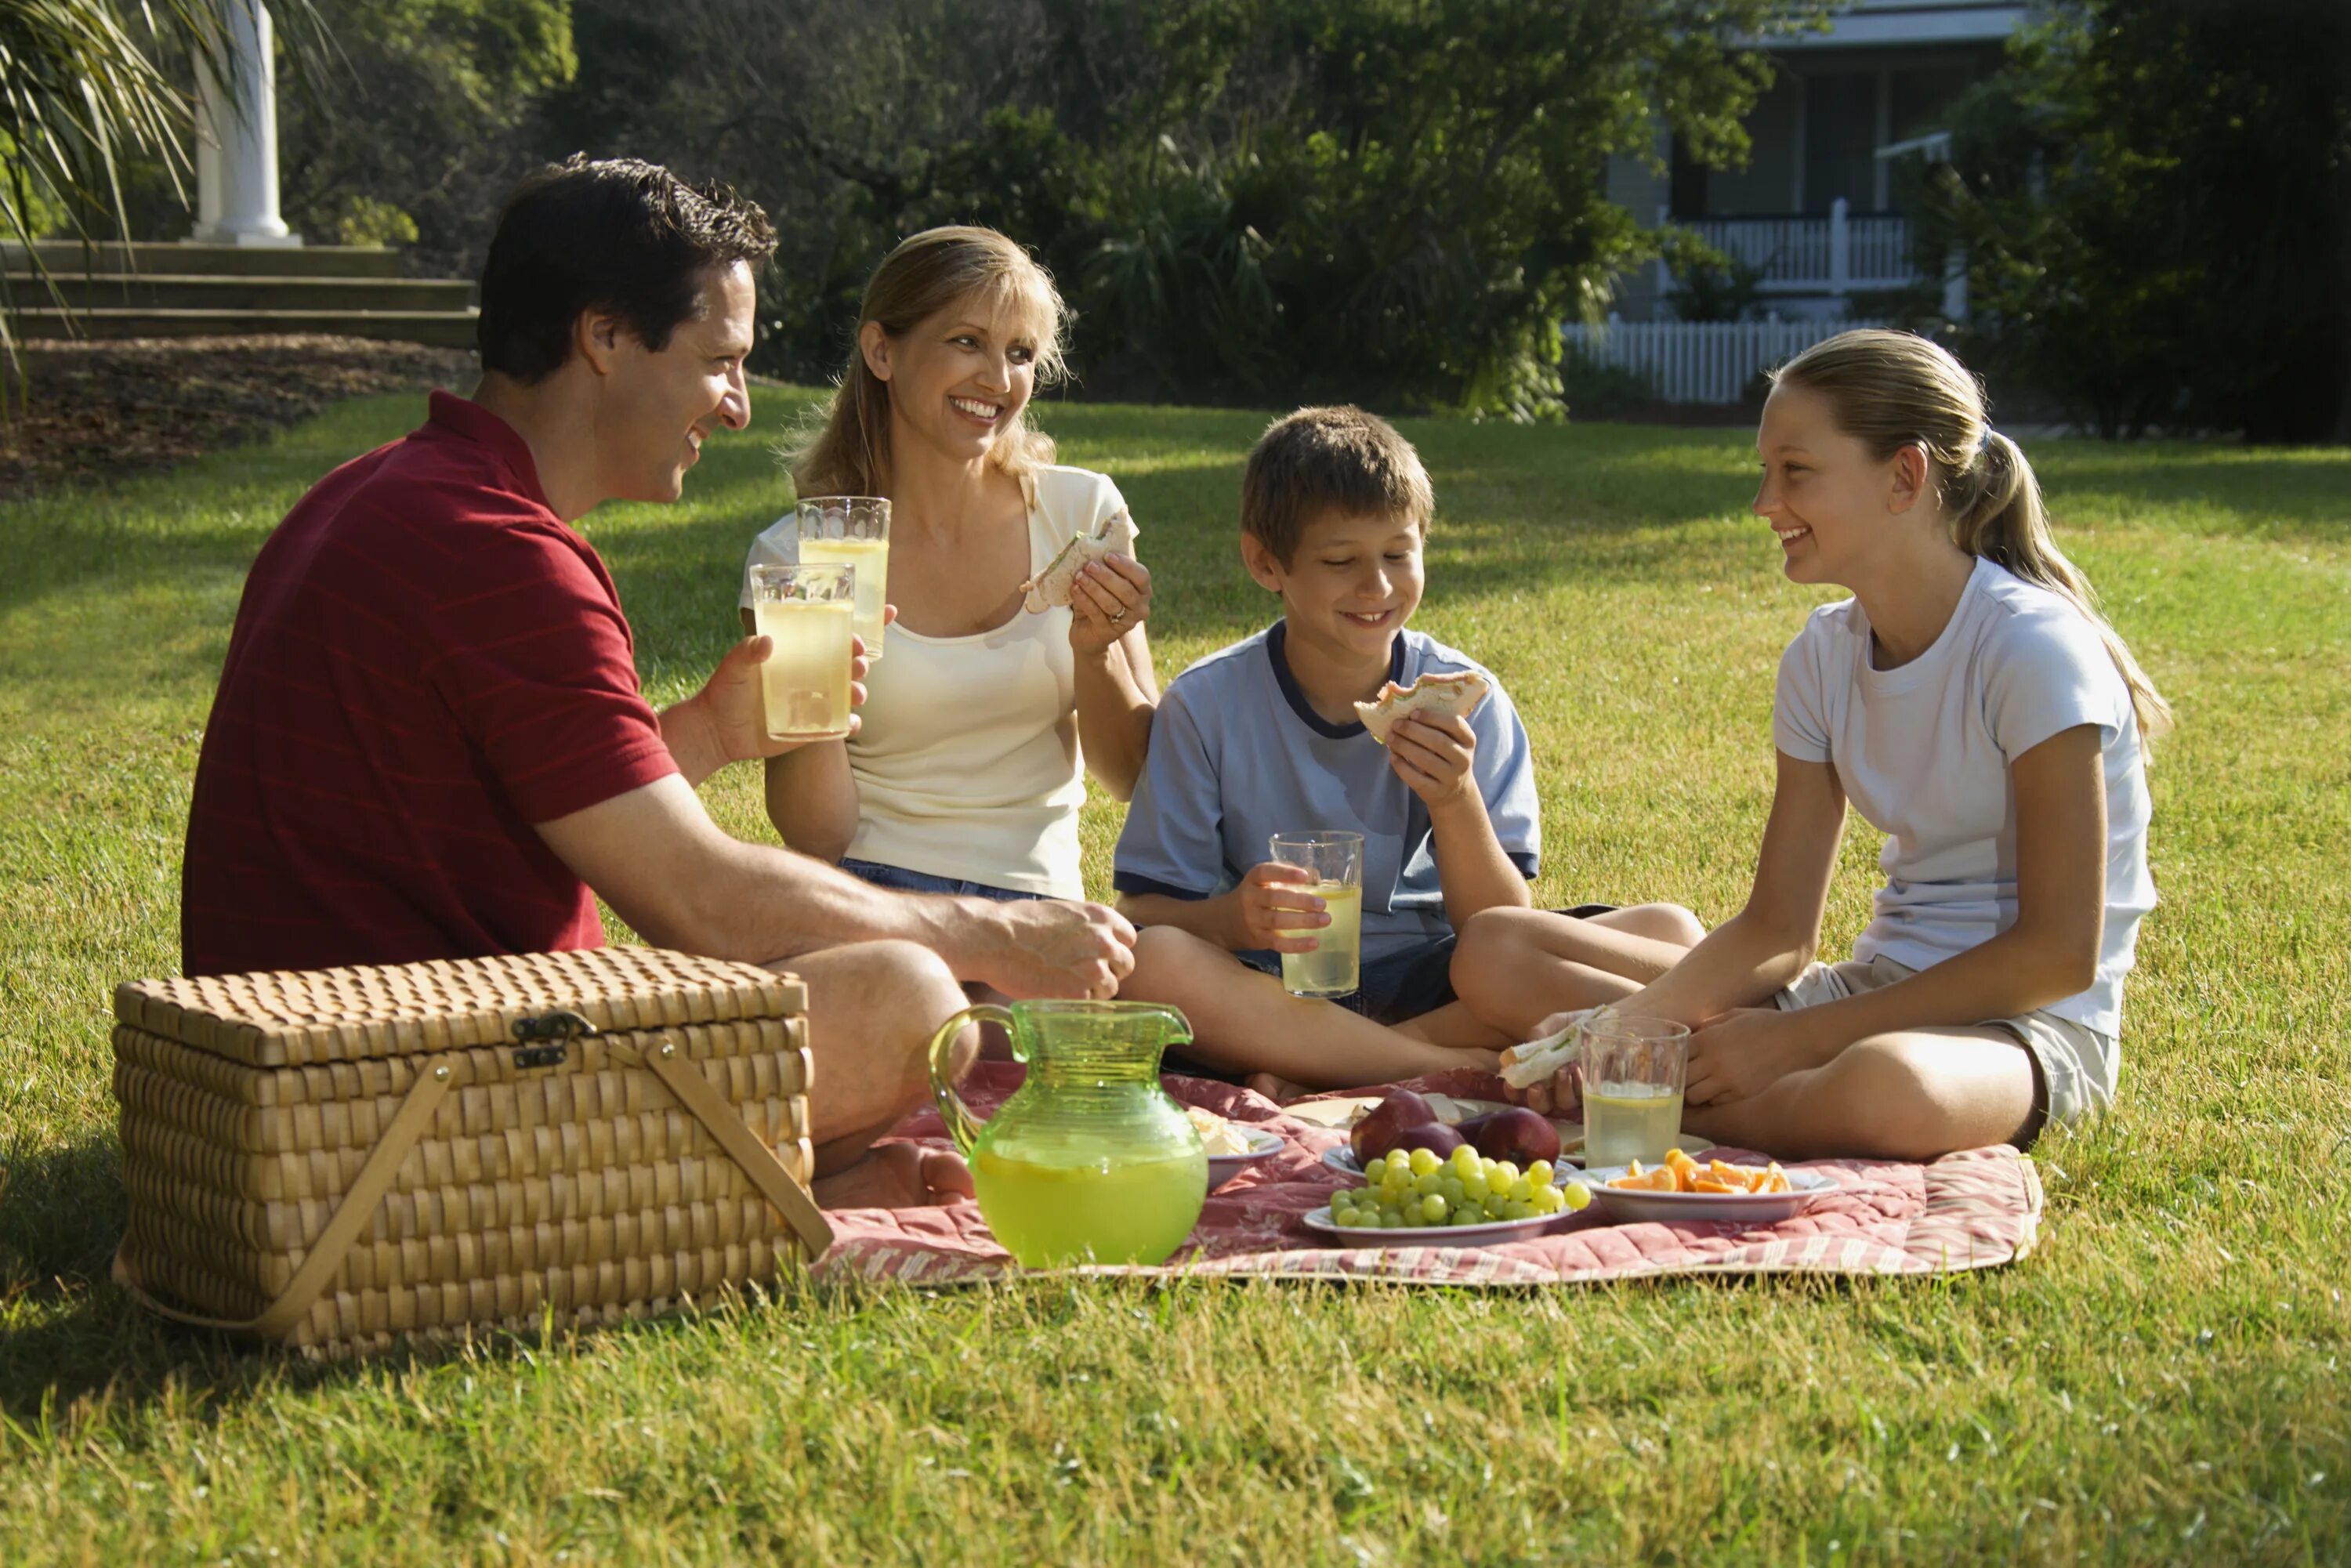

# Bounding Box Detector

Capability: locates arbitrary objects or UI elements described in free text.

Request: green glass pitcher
[927,1000,1207,1268]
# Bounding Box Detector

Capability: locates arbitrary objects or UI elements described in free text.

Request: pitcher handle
[928,1002,1017,1157]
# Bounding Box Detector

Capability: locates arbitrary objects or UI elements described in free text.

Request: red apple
[1388,1121,1467,1159]
[1349,1088,1438,1161]
[1459,1106,1561,1165]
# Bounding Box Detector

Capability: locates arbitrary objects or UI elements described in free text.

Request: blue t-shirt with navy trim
[1113,621,1541,964]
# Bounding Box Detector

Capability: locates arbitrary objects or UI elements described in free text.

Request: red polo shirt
[181,391,680,976]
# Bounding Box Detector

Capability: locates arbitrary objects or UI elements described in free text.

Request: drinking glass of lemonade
[1267,831,1364,998]
[795,496,891,659]
[1578,1015,1694,1168]
[748,563,857,743]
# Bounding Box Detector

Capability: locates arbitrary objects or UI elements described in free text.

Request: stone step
[2,241,407,278]
[11,273,475,312]
[5,306,479,349]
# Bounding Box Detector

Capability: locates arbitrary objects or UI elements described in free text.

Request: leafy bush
[1917,0,2350,442]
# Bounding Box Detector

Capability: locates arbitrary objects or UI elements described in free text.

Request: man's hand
[666,612,888,786]
[1502,1008,1589,1117]
[956,899,1139,1000]
[1233,861,1328,953]
[1067,554,1153,655]
[1386,712,1476,809]
[1683,1007,1831,1108]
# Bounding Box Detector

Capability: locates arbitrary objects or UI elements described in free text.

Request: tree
[276,0,574,273]
[549,0,1799,416]
[1921,0,2351,442]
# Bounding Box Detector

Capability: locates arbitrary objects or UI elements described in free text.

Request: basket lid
[114,947,807,1068]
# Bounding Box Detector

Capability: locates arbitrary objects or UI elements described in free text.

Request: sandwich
[1353,668,1491,744]
[1023,507,1138,613]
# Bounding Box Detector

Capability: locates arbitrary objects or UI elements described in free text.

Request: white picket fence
[1562,317,1889,406]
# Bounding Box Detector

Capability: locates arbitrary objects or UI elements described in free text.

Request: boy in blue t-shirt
[1115,406,1667,1092]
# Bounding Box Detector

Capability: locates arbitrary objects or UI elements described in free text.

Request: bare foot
[811,1143,975,1210]
[1244,1071,1313,1103]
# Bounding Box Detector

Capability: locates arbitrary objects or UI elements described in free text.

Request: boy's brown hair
[1241,405,1435,566]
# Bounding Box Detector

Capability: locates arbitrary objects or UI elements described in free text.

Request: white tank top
[741,465,1128,897]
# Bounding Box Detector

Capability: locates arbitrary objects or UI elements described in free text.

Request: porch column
[191,2,300,247]
[1828,196,1849,299]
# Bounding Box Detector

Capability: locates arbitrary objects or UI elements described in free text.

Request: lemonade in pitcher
[929,1000,1208,1269]
[973,1135,1207,1267]
[1278,882,1362,998]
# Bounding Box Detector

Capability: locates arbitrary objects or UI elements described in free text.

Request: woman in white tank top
[739,227,1158,901]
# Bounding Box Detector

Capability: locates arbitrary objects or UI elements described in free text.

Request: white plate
[1301,1204,1568,1247]
[1323,1144,1584,1178]
[1207,1126,1288,1190]
[1583,1164,1835,1224]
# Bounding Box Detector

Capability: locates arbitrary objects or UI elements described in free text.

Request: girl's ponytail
[1955,432,2174,742]
[1775,329,2174,747]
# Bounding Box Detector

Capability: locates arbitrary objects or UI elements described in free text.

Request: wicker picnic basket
[109,947,834,1356]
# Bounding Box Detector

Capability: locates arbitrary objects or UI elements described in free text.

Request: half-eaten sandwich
[1353,668,1491,744]
[1022,508,1138,613]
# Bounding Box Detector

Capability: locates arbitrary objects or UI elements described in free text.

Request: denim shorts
[839,856,1051,903]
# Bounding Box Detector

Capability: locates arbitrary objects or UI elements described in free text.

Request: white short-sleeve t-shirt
[1772,557,2154,1034]
[741,465,1128,899]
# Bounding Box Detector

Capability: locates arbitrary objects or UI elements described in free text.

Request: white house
[1608,0,2027,323]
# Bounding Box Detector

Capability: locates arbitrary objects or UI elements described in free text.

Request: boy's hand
[1233,862,1328,953]
[1386,712,1476,809]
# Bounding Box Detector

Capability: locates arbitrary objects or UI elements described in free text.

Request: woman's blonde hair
[791,226,1069,498]
[1773,328,2173,743]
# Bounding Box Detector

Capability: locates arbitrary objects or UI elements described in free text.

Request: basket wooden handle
[114,1054,456,1338]
[639,1036,834,1261]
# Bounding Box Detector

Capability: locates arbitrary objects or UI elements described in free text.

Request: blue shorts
[839,857,1051,903]
[1234,938,1459,1025]
[1233,904,1620,1027]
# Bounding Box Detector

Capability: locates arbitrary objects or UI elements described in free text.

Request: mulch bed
[0,335,475,501]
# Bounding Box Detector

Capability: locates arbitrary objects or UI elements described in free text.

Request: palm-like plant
[1,1,324,407]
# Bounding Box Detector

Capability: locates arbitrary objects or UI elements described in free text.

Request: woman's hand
[1683,1006,1828,1108]
[1068,554,1152,655]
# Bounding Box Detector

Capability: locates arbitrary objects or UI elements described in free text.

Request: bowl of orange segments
[1582,1147,1833,1225]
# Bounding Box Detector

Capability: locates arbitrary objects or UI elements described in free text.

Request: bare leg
[1391,1001,1516,1049]
[1122,926,1498,1092]
[1682,1027,2037,1162]
[1451,904,1706,1039]
[763,940,979,1208]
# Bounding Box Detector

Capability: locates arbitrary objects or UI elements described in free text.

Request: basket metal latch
[510,1009,598,1070]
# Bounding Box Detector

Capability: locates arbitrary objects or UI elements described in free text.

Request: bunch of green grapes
[1328,1144,1594,1229]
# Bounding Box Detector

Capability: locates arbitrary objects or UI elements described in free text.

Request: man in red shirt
[183,157,1135,1207]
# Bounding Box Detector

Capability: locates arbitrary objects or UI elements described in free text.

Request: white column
[191,2,300,247]
[1828,196,1849,299]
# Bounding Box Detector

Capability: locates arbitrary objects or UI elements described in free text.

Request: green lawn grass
[2,389,2346,1564]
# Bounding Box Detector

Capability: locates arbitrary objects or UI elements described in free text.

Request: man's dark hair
[476,155,777,382]
[1241,405,1435,566]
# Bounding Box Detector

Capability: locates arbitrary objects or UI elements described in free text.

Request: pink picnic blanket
[817,1065,2042,1285]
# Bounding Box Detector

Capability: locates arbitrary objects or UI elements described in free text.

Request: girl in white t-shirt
[1497,329,2170,1159]
[741,227,1159,903]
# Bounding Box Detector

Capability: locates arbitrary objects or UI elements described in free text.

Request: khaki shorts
[1773,953,2118,1146]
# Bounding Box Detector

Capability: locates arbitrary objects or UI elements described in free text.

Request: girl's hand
[1068,554,1152,654]
[1234,861,1327,953]
[1386,712,1476,808]
[1683,1007,1828,1107]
